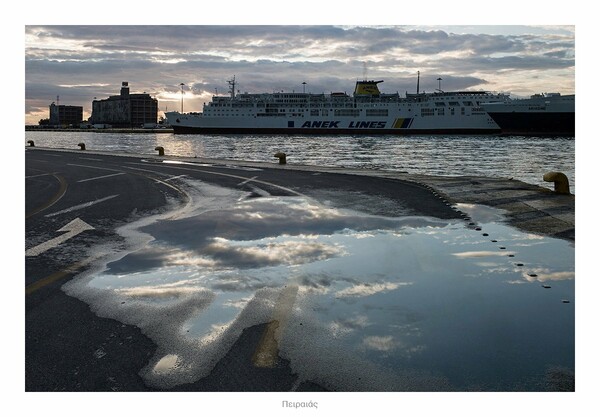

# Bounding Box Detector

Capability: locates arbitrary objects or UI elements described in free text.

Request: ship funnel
[354,80,383,97]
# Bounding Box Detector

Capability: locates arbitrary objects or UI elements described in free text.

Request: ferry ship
[166,76,509,135]
[481,93,575,136]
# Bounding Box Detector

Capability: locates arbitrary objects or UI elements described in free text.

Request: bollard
[543,171,570,195]
[274,152,287,165]
[155,146,165,156]
[27,140,35,147]
[78,142,86,150]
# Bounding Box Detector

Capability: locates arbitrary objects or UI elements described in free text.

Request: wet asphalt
[25,148,462,392]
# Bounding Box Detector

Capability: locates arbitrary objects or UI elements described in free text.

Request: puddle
[63,182,574,391]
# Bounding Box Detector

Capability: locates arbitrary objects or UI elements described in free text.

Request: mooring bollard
[274,152,287,165]
[78,143,86,150]
[155,146,165,156]
[543,171,570,195]
[27,140,35,147]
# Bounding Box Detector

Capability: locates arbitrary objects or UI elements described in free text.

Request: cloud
[24,25,575,123]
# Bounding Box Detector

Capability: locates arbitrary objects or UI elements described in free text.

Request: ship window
[334,109,360,117]
[449,101,460,106]
[366,109,388,117]
[463,101,473,106]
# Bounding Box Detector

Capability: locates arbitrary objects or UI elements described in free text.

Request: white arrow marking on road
[25,218,95,257]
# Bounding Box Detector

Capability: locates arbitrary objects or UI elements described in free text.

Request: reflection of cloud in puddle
[522,269,574,283]
[452,251,516,258]
[116,285,208,299]
[153,354,180,375]
[336,282,411,298]
[455,203,507,223]
[362,335,399,352]
[63,178,574,391]
[204,237,346,268]
[329,314,370,338]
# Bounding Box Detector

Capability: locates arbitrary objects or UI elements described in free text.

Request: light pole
[179,83,185,113]
[302,81,307,93]
[437,77,443,92]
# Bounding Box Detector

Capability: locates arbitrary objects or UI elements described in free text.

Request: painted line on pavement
[67,163,123,172]
[26,172,58,179]
[26,253,104,295]
[78,157,104,161]
[237,176,258,186]
[77,172,126,183]
[26,218,95,257]
[126,161,305,197]
[163,174,188,182]
[44,194,119,217]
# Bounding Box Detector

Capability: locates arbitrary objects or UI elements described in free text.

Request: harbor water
[25,131,576,193]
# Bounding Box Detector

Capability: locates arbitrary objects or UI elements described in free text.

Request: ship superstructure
[166,77,509,134]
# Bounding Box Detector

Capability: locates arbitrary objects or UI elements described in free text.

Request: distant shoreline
[25,127,174,134]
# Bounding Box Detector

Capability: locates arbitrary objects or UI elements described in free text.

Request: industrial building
[90,82,158,128]
[49,103,83,127]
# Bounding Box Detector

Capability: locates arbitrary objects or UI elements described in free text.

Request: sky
[24,24,575,125]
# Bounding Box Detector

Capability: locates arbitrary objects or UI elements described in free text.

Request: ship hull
[171,125,500,135]
[482,94,575,136]
[485,112,574,136]
[167,111,502,135]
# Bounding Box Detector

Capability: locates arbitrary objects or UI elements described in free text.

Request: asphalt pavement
[25,147,462,392]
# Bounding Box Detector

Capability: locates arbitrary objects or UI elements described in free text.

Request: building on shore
[90,82,158,128]
[49,103,83,127]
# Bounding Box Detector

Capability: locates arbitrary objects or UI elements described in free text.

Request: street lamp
[302,81,307,93]
[179,83,185,113]
[437,77,443,92]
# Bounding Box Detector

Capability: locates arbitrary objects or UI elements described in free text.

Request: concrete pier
[29,146,574,241]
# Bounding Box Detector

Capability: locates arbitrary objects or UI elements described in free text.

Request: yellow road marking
[252,284,299,368]
[25,254,102,295]
[26,174,68,219]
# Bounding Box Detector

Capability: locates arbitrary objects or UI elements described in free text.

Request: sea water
[24,131,576,193]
